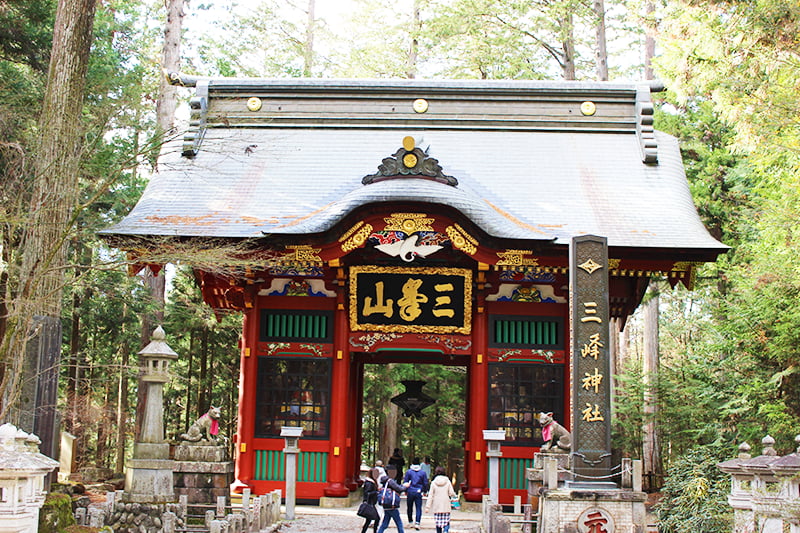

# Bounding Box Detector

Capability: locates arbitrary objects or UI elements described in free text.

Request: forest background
[1,0,799,531]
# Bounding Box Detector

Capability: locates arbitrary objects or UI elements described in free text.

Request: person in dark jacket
[402,457,429,530]
[377,465,409,533]
[388,448,405,482]
[360,466,381,533]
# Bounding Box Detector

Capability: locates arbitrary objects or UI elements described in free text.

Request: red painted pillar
[324,296,351,497]
[464,295,488,502]
[233,308,259,492]
[345,359,362,491]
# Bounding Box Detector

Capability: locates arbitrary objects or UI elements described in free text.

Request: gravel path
[277,503,482,533]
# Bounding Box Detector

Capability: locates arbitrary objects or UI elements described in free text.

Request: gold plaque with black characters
[349,266,472,334]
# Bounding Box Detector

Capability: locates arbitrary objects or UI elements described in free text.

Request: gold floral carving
[341,223,374,253]
[446,224,478,255]
[608,259,621,270]
[283,245,322,264]
[384,213,435,233]
[496,249,539,267]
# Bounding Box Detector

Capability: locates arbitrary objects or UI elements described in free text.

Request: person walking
[420,457,432,479]
[358,465,381,533]
[424,466,457,533]
[377,465,409,533]
[402,457,429,530]
[374,459,387,484]
[388,448,405,482]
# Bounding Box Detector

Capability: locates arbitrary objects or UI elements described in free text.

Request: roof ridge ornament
[362,136,458,186]
[636,85,658,164]
[182,79,208,157]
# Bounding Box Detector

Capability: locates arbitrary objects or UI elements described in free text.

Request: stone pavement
[277,502,482,533]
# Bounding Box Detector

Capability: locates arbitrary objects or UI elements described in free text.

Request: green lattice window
[260,310,333,342]
[489,315,563,348]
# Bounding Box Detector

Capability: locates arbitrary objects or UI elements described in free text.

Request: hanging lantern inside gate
[391,380,436,418]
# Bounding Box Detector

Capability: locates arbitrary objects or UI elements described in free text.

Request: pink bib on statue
[541,422,552,443]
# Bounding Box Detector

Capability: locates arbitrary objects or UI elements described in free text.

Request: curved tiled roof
[101,78,726,258]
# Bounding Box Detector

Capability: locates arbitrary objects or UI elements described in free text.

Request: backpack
[379,485,400,508]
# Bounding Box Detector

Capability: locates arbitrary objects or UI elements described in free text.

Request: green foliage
[38,493,76,533]
[655,445,732,533]
[0,0,55,71]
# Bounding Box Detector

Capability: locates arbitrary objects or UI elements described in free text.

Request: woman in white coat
[424,466,457,533]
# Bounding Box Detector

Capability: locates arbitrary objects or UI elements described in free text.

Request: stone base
[173,444,227,463]
[319,492,360,508]
[173,459,234,505]
[106,500,184,533]
[538,487,647,533]
[124,459,176,503]
[459,501,483,513]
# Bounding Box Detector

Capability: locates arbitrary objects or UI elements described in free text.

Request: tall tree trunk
[1,0,98,418]
[593,0,609,80]
[560,13,576,80]
[642,283,662,490]
[644,0,656,80]
[137,0,182,439]
[156,0,183,140]
[116,322,129,473]
[184,329,196,430]
[198,326,209,415]
[407,0,420,79]
[303,0,315,76]
[608,318,619,413]
[381,403,399,464]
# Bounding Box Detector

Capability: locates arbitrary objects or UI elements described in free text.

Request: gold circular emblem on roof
[247,97,262,111]
[413,98,429,113]
[402,136,416,151]
[403,153,418,168]
[580,101,596,116]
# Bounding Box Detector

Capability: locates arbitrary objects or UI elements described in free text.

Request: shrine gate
[102,77,726,504]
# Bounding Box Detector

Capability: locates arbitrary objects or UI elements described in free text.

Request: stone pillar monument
[124,326,178,503]
[569,235,613,482]
[532,236,648,533]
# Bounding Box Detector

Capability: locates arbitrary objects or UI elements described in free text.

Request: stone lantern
[483,429,505,503]
[124,326,178,503]
[281,426,303,520]
[0,423,59,533]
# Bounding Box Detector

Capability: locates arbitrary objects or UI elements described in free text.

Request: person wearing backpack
[377,465,410,533]
[402,457,429,530]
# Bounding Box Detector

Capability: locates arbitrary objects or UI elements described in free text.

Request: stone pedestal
[537,486,647,533]
[124,459,176,503]
[173,445,234,505]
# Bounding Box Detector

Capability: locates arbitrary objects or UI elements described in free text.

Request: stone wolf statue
[537,412,571,453]
[180,406,222,444]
